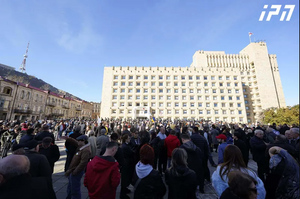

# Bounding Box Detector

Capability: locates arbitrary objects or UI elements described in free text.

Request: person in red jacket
[84,142,121,199]
[164,130,181,168]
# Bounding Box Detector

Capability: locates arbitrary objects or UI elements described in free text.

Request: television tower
[20,42,30,73]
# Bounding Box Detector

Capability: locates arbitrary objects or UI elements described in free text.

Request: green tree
[261,105,299,126]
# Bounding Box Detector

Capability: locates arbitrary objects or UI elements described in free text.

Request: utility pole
[20,42,30,73]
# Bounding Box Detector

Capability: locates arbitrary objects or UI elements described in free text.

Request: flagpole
[249,34,251,43]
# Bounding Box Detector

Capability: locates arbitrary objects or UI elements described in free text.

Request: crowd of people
[0,118,299,199]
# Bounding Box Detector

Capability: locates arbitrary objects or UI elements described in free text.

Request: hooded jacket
[132,162,166,199]
[84,155,120,199]
[164,134,180,157]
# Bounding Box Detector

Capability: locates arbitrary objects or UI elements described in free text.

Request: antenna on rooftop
[20,42,30,73]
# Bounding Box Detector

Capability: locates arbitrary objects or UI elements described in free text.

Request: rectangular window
[196,76,200,80]
[121,75,126,79]
[190,96,194,100]
[159,75,163,80]
[181,76,185,80]
[114,75,118,80]
[159,82,163,86]
[198,103,202,107]
[211,76,215,80]
[189,76,193,80]
[129,76,133,79]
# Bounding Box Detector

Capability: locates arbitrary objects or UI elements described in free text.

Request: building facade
[0,76,94,121]
[100,42,286,123]
[92,102,101,119]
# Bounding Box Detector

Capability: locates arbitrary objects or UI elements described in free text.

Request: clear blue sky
[0,0,298,106]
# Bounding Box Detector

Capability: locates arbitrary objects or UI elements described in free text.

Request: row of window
[113,81,240,87]
[113,102,244,108]
[113,88,244,94]
[111,109,243,115]
[114,75,238,81]
[112,95,245,101]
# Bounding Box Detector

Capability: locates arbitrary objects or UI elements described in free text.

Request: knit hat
[216,134,227,140]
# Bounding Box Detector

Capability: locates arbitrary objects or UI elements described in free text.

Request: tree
[261,105,299,126]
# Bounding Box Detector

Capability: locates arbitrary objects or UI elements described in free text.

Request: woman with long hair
[165,148,198,199]
[212,145,266,199]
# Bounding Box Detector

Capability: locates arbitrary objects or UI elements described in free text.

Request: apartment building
[0,76,93,121]
[100,42,286,123]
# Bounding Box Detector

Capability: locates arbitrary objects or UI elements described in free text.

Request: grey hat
[76,135,88,141]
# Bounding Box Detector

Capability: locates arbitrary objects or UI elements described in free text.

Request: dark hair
[181,133,190,140]
[110,133,119,141]
[121,134,129,143]
[139,144,154,165]
[227,171,258,199]
[219,145,246,181]
[182,126,188,134]
[139,130,150,145]
[106,142,118,149]
[171,148,187,168]
[170,130,176,135]
[26,128,34,135]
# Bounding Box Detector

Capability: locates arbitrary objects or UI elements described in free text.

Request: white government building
[100,42,286,123]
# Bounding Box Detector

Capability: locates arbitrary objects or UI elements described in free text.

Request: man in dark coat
[181,133,205,193]
[234,132,249,166]
[23,140,56,199]
[35,124,55,144]
[0,155,55,199]
[190,127,211,182]
[39,137,60,173]
[250,129,267,182]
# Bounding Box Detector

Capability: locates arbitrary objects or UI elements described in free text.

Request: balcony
[76,107,82,111]
[14,108,32,114]
[46,101,56,107]
[45,113,64,117]
[62,105,70,109]
[0,107,10,112]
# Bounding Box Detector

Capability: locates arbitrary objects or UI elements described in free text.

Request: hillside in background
[0,63,82,100]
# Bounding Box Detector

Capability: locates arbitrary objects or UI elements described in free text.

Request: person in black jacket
[234,132,249,166]
[250,130,267,182]
[0,154,56,199]
[132,144,166,199]
[190,127,211,182]
[180,133,205,193]
[165,148,198,199]
[39,137,60,173]
[121,134,135,199]
[35,124,55,144]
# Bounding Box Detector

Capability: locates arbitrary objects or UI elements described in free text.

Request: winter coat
[132,162,166,199]
[165,165,198,199]
[19,134,35,144]
[0,174,55,199]
[269,150,299,199]
[164,134,180,157]
[211,166,266,199]
[35,131,55,144]
[210,129,219,145]
[250,136,266,163]
[180,141,204,185]
[88,136,97,158]
[65,144,91,176]
[234,139,249,166]
[191,133,209,158]
[24,151,52,178]
[64,137,78,172]
[217,143,229,164]
[84,156,120,199]
[39,143,60,173]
